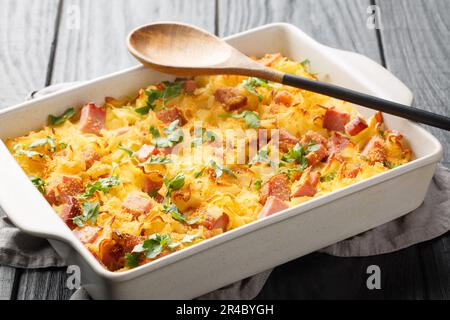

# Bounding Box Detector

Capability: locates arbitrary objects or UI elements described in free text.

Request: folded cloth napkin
[0,83,449,300]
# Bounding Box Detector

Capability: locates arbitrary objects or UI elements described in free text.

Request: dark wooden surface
[0,0,449,300]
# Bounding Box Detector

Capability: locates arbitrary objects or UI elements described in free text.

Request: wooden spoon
[127,22,450,131]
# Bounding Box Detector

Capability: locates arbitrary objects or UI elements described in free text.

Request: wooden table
[0,0,449,300]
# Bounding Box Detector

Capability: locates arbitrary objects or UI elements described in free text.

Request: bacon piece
[136,144,158,162]
[362,136,387,163]
[259,196,289,219]
[183,80,197,93]
[214,87,247,111]
[60,197,81,230]
[260,174,290,205]
[291,168,320,198]
[45,175,84,206]
[323,108,350,132]
[274,90,294,106]
[123,193,154,216]
[156,107,187,125]
[278,129,299,153]
[100,232,142,271]
[79,102,106,135]
[73,226,100,244]
[345,117,368,136]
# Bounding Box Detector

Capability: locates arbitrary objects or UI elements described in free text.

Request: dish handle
[0,142,72,241]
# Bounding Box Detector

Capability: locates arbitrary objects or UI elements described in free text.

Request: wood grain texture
[219,0,381,62]
[50,0,216,83]
[0,266,15,300]
[257,233,450,299]
[0,0,60,108]
[16,268,74,300]
[375,0,450,165]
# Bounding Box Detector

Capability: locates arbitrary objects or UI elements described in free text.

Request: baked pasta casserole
[7,54,412,271]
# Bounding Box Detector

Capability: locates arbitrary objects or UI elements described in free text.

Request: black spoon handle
[282,73,450,131]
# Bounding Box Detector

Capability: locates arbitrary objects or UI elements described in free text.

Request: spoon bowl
[127,22,283,81]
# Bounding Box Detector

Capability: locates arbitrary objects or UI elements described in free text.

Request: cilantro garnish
[320,172,337,182]
[150,120,184,148]
[162,202,199,225]
[191,128,217,147]
[118,143,135,156]
[48,107,75,126]
[131,233,171,259]
[194,160,236,179]
[72,201,100,227]
[135,81,183,115]
[220,110,260,128]
[28,136,56,152]
[241,77,271,101]
[164,172,185,195]
[30,177,46,194]
[80,175,120,198]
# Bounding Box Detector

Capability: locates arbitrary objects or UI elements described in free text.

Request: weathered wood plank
[0,0,60,300]
[375,0,450,164]
[16,268,74,300]
[0,0,60,108]
[257,232,450,299]
[0,266,15,300]
[50,0,216,83]
[219,0,380,62]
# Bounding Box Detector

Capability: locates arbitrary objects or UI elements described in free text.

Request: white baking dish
[0,23,442,299]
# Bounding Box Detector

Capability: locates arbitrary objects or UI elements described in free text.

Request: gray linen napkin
[0,83,449,300]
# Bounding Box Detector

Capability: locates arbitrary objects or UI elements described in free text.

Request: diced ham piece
[156,107,187,125]
[46,175,84,206]
[123,192,154,216]
[345,117,368,136]
[323,108,350,132]
[259,196,289,219]
[362,136,387,163]
[83,148,99,169]
[291,168,320,198]
[79,102,106,135]
[274,90,294,106]
[60,197,81,230]
[301,131,328,146]
[142,177,163,195]
[327,133,350,155]
[277,129,299,153]
[201,213,230,232]
[183,80,197,93]
[214,87,247,111]
[202,213,230,232]
[136,144,158,162]
[305,143,328,166]
[260,174,290,205]
[345,166,361,179]
[73,226,100,244]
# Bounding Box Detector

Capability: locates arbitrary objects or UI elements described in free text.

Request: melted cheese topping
[6,54,412,271]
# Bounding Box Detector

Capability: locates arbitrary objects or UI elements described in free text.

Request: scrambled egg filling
[7,54,412,271]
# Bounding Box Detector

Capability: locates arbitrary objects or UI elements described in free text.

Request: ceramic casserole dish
[0,23,442,299]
